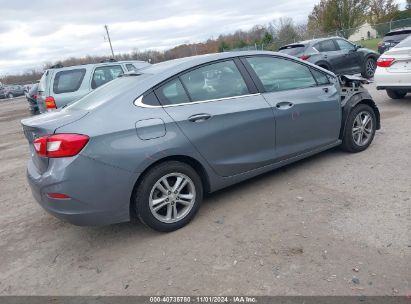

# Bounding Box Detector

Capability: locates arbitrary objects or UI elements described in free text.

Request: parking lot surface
[0,89,409,295]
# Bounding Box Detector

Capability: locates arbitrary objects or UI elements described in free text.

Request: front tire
[7,93,13,99]
[133,161,203,232]
[386,89,407,99]
[341,104,376,153]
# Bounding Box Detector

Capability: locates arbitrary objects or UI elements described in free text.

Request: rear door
[158,59,276,177]
[313,39,343,74]
[241,55,341,160]
[90,65,125,89]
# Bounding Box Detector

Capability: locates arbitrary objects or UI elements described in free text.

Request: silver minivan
[37,60,150,112]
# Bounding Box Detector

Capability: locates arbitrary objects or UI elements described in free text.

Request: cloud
[0,0,384,74]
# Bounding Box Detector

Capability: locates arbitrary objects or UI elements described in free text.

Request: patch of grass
[354,38,380,51]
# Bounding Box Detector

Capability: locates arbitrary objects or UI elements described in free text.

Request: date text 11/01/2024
[149,296,257,303]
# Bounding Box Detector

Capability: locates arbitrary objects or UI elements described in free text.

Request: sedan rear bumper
[27,154,137,226]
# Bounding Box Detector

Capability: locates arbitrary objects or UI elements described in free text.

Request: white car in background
[375,35,411,99]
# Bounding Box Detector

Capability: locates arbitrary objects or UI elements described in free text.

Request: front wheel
[341,104,376,153]
[386,89,407,99]
[361,57,376,79]
[7,93,13,99]
[133,161,203,232]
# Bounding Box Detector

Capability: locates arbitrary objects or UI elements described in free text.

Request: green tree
[262,32,273,45]
[308,0,370,36]
[368,0,399,24]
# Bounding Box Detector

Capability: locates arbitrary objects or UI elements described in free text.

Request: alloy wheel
[366,58,376,77]
[149,173,196,224]
[352,111,373,146]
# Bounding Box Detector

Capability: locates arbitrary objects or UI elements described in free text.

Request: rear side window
[316,40,338,52]
[311,69,330,85]
[245,56,316,92]
[180,60,249,102]
[91,65,124,89]
[156,78,190,105]
[53,69,86,94]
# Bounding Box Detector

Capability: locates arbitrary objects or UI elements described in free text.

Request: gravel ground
[0,87,409,296]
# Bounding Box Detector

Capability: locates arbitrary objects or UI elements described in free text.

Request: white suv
[37,60,150,112]
[375,35,411,99]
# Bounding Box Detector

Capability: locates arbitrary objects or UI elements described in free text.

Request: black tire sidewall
[134,161,203,232]
[342,104,376,153]
[362,57,376,79]
[387,89,406,99]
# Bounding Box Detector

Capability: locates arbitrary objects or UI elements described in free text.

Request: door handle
[188,113,211,122]
[323,87,329,93]
[275,102,294,110]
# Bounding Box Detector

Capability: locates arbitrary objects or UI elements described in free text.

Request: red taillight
[47,193,71,199]
[45,96,57,109]
[377,58,395,67]
[33,134,89,158]
[32,94,37,100]
[299,55,311,60]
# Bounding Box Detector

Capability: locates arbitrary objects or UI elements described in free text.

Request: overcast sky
[0,0,407,75]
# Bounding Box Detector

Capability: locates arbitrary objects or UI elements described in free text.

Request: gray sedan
[21,51,380,232]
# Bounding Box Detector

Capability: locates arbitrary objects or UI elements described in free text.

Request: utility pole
[104,24,115,58]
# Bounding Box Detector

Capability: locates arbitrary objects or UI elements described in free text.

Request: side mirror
[355,44,362,50]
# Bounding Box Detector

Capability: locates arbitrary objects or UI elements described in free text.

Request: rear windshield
[53,68,86,94]
[383,30,411,41]
[38,71,49,92]
[394,35,411,48]
[278,44,306,56]
[65,75,149,111]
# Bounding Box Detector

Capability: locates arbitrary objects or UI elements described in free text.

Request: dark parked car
[21,51,380,232]
[26,83,39,114]
[377,27,411,54]
[279,37,379,78]
[0,84,25,99]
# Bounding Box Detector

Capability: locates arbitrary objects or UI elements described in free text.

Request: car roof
[132,50,335,84]
[281,36,342,48]
[386,27,411,34]
[46,60,149,72]
[140,51,279,75]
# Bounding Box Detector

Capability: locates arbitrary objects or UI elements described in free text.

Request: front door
[156,60,276,177]
[241,55,341,160]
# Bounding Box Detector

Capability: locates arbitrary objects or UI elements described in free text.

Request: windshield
[278,45,306,56]
[65,75,149,111]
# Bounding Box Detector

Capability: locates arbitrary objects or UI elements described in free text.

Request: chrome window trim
[134,93,261,108]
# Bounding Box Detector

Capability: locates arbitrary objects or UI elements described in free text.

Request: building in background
[349,22,378,41]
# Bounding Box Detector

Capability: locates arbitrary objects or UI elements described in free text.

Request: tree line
[1,0,410,85]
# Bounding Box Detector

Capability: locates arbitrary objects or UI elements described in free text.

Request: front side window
[311,68,330,85]
[335,39,355,51]
[245,56,316,92]
[91,65,124,89]
[180,60,249,102]
[53,69,86,94]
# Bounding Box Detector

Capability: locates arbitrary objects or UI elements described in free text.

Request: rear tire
[361,57,377,79]
[386,89,407,99]
[341,104,376,153]
[133,161,203,232]
[7,93,13,99]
